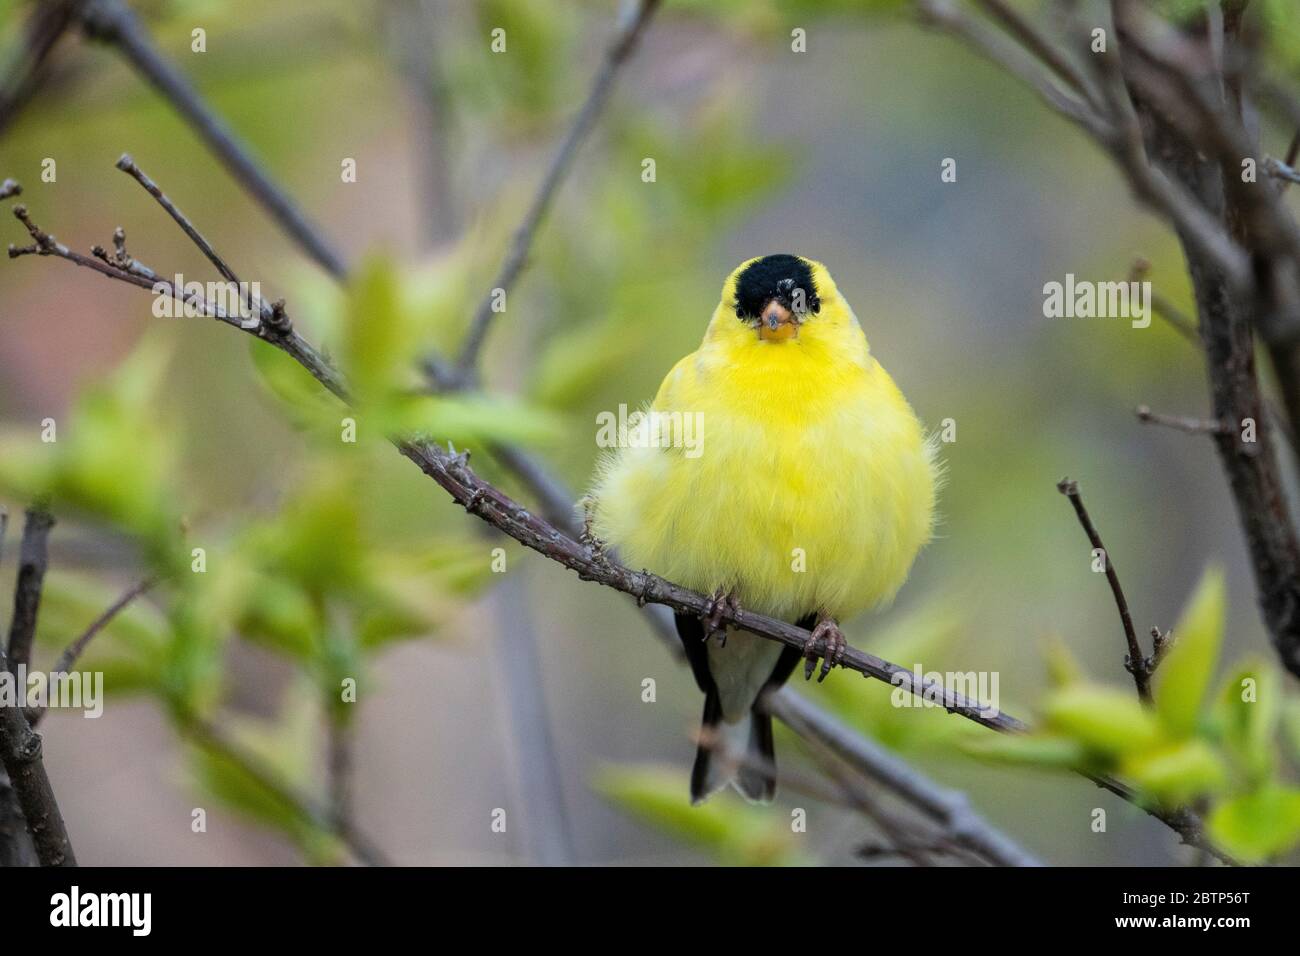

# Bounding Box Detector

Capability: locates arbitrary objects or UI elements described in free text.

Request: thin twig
[453,0,663,376]
[0,0,76,138]
[1265,155,1300,186]
[1135,405,1230,436]
[973,0,1102,110]
[27,578,156,729]
[76,0,347,278]
[1056,479,1152,704]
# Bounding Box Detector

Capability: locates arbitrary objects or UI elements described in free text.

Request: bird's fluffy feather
[590,256,939,800]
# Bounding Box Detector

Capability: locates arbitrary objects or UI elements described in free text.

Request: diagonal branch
[452,0,662,378]
[74,0,347,278]
[766,689,1044,867]
[27,577,156,729]
[1056,479,1153,703]
[0,0,77,138]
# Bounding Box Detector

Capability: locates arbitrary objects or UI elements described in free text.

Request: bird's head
[704,254,860,355]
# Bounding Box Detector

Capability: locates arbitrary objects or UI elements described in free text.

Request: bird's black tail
[679,611,810,805]
[690,689,776,804]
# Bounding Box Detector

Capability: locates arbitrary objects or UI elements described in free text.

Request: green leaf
[1214,657,1279,787]
[248,337,338,429]
[959,733,1088,769]
[183,687,342,863]
[345,256,408,403]
[592,765,810,866]
[1120,739,1228,805]
[1043,634,1085,689]
[1283,698,1300,765]
[1154,566,1226,738]
[1208,787,1300,863]
[1041,684,1163,756]
[393,393,564,448]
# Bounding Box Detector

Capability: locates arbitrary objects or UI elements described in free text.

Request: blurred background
[0,0,1292,865]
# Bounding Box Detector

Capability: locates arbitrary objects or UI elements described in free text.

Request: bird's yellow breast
[592,284,937,624]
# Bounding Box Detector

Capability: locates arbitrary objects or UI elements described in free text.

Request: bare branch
[1136,404,1230,436]
[27,578,156,729]
[1264,155,1300,186]
[973,0,1102,110]
[0,0,76,138]
[0,508,74,866]
[0,508,37,866]
[1056,479,1152,704]
[917,0,1110,138]
[767,689,1044,867]
[453,0,663,377]
[75,0,347,278]
[6,506,54,672]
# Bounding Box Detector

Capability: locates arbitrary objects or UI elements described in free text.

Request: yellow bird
[590,254,938,803]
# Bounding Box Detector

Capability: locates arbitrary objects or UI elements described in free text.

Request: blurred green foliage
[964,568,1300,863]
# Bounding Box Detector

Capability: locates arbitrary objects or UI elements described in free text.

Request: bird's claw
[804,616,846,683]
[702,588,740,647]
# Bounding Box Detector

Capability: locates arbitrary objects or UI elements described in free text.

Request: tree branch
[27,577,155,729]
[74,0,347,278]
[1057,479,1156,703]
[0,509,75,866]
[766,689,1044,867]
[0,0,76,138]
[915,0,1300,682]
[452,0,663,377]
[0,507,38,866]
[6,506,54,673]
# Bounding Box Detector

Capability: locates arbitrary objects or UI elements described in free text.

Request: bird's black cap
[733,254,821,321]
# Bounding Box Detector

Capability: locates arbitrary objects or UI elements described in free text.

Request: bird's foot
[702,588,740,647]
[804,614,846,683]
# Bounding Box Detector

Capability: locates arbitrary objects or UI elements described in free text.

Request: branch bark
[0,510,75,866]
[6,506,54,673]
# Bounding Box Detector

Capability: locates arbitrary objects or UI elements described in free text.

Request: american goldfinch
[590,254,938,803]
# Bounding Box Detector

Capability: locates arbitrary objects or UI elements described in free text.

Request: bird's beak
[757,299,800,341]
